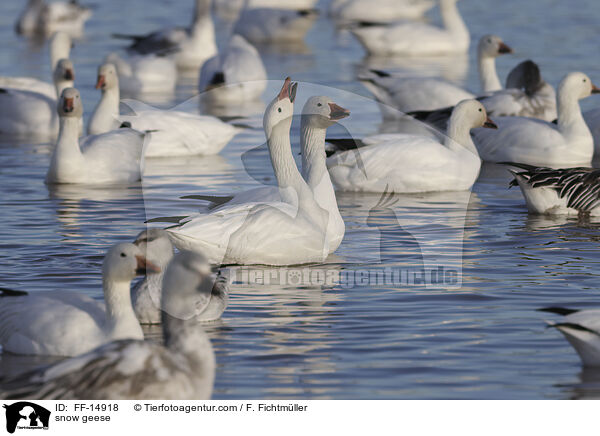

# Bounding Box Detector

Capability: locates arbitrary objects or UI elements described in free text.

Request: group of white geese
[0,0,599,400]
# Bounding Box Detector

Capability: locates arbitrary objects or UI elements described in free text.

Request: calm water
[1,0,600,399]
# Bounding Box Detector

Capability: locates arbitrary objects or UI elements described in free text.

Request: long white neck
[439,0,469,42]
[557,91,592,145]
[190,0,215,42]
[54,79,73,99]
[268,121,312,205]
[103,278,143,340]
[445,114,479,157]
[300,120,328,187]
[478,56,501,93]
[88,86,120,135]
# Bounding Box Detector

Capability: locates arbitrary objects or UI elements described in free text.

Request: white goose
[215,0,319,19]
[0,251,216,400]
[326,100,497,193]
[180,96,350,253]
[409,60,558,129]
[198,35,267,104]
[360,34,512,114]
[132,229,229,325]
[113,0,217,71]
[330,0,435,24]
[504,163,600,216]
[0,58,75,139]
[16,0,92,37]
[539,307,600,367]
[47,88,147,184]
[0,243,157,357]
[166,78,330,265]
[104,52,177,95]
[350,0,469,56]
[0,32,72,100]
[233,8,319,44]
[88,63,237,157]
[472,72,599,167]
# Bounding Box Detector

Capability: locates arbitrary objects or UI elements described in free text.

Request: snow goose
[409,60,558,129]
[472,72,600,167]
[132,229,229,324]
[88,63,237,157]
[0,58,75,139]
[233,8,319,44]
[47,88,147,184]
[16,0,92,37]
[504,163,600,216]
[166,78,330,265]
[198,35,267,104]
[0,243,157,357]
[104,52,177,95]
[330,0,435,24]
[0,32,72,100]
[215,0,318,19]
[326,99,497,193]
[350,0,469,56]
[113,0,217,71]
[359,34,512,114]
[539,307,600,367]
[182,96,350,253]
[0,250,216,400]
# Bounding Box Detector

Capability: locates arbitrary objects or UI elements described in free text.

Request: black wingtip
[209,72,225,86]
[357,21,384,28]
[538,307,580,316]
[298,8,319,17]
[0,287,28,297]
[369,69,390,78]
[552,322,599,336]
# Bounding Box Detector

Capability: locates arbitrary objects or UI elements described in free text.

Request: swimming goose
[409,60,558,130]
[0,243,157,357]
[166,78,330,265]
[539,307,600,367]
[350,0,469,56]
[47,88,147,184]
[359,35,512,114]
[215,0,319,19]
[233,8,319,44]
[113,0,217,71]
[104,52,177,95]
[504,163,600,215]
[0,32,72,100]
[329,0,435,24]
[0,250,215,400]
[0,58,76,139]
[88,63,237,157]
[472,72,599,167]
[132,229,229,324]
[16,0,92,37]
[326,99,497,193]
[181,96,350,253]
[198,35,267,104]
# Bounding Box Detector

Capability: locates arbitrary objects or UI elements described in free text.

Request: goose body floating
[0,243,157,357]
[16,0,92,38]
[329,0,435,24]
[47,88,147,184]
[326,100,496,193]
[233,8,319,44]
[0,251,216,400]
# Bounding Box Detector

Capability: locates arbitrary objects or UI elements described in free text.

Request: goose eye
[120,252,126,257]
[278,108,282,113]
[487,38,492,43]
[317,103,322,107]
[478,108,482,112]
[583,79,587,82]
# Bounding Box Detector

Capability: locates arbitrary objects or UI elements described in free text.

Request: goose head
[558,72,600,101]
[102,243,160,284]
[57,87,83,118]
[301,96,350,129]
[477,34,512,59]
[161,250,213,321]
[49,32,72,69]
[53,59,75,93]
[133,228,174,268]
[263,77,298,138]
[95,63,119,91]
[450,99,497,132]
